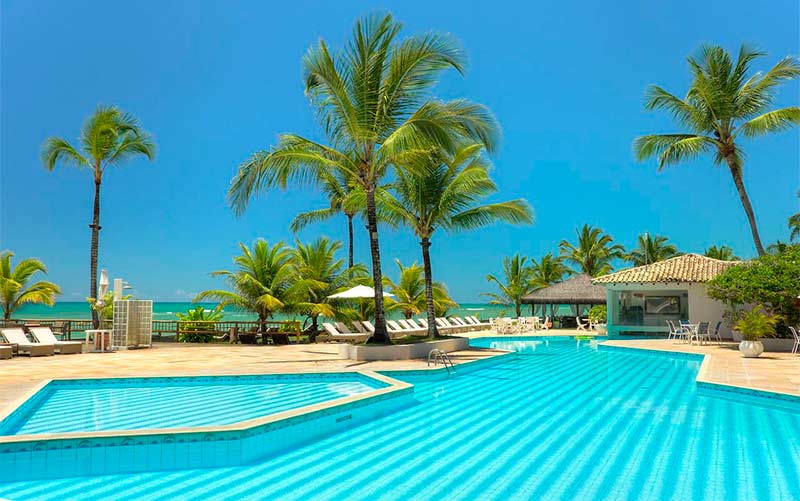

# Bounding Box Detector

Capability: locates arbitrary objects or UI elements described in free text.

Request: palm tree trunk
[89,177,102,328]
[420,237,439,338]
[364,184,388,343]
[726,158,765,256]
[515,300,521,318]
[347,214,354,269]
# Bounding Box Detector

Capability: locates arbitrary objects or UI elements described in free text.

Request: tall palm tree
[290,169,360,269]
[626,233,679,266]
[0,251,61,321]
[530,253,568,287]
[227,14,499,342]
[288,237,365,336]
[483,254,537,318]
[195,239,294,332]
[559,225,625,276]
[704,245,740,261]
[634,45,800,256]
[42,106,155,327]
[385,260,456,321]
[789,191,800,242]
[384,144,531,336]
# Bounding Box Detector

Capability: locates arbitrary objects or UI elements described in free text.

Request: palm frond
[40,138,91,171]
[739,107,800,137]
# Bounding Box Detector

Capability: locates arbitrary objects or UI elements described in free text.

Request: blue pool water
[1,337,799,500]
[0,374,384,435]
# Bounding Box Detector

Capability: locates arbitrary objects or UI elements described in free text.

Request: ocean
[13,302,572,322]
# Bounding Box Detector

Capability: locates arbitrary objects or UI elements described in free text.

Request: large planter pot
[339,337,470,361]
[739,340,764,358]
[594,324,607,335]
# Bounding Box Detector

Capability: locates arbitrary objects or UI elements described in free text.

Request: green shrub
[733,305,780,341]
[588,305,607,324]
[177,306,224,343]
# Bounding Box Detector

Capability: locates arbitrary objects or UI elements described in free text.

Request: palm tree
[559,225,625,276]
[290,169,359,269]
[530,253,568,287]
[483,254,537,318]
[789,191,800,242]
[634,45,800,256]
[288,237,365,336]
[0,251,61,321]
[195,239,294,332]
[385,260,456,321]
[42,106,155,327]
[227,14,499,342]
[704,245,740,261]
[384,144,531,336]
[626,233,679,266]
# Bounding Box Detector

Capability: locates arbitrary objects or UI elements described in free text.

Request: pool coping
[0,350,515,446]
[597,343,800,405]
[0,370,410,445]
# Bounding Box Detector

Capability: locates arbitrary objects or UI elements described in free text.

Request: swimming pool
[0,373,386,435]
[1,337,798,500]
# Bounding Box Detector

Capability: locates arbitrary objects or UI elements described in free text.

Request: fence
[1,319,296,341]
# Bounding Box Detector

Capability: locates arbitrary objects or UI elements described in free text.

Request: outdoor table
[84,329,113,352]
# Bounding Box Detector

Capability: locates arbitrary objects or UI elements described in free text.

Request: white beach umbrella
[327,285,394,299]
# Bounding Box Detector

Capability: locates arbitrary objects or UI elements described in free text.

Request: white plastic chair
[790,326,800,355]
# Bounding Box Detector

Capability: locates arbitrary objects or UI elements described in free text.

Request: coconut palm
[704,245,740,261]
[626,234,679,266]
[789,191,800,242]
[634,45,800,256]
[559,225,625,277]
[530,253,568,287]
[385,260,457,321]
[227,14,499,342]
[41,106,155,327]
[288,237,366,336]
[0,251,62,321]
[290,169,360,269]
[195,239,294,332]
[383,144,531,336]
[483,254,537,318]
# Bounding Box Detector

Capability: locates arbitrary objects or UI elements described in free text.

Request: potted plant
[733,305,780,358]
[588,305,607,334]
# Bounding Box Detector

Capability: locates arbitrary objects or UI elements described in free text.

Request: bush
[733,305,780,341]
[176,306,224,343]
[588,305,607,324]
[707,245,800,335]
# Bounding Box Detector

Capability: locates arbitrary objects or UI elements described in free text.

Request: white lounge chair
[391,320,425,335]
[320,323,370,343]
[335,322,354,334]
[790,326,799,355]
[407,319,425,330]
[361,321,376,333]
[29,326,82,354]
[1,328,55,357]
[417,318,428,328]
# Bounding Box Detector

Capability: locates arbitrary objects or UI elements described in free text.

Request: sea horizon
[13,301,571,322]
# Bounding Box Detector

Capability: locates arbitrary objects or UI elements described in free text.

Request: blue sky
[1,0,798,302]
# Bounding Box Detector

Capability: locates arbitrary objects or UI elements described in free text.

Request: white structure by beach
[592,254,740,338]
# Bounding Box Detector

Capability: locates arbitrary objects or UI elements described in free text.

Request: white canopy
[327,285,394,299]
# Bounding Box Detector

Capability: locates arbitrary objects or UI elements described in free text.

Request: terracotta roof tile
[592,254,740,284]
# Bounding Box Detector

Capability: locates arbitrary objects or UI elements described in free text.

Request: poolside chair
[320,323,370,343]
[575,317,589,332]
[0,328,55,357]
[352,321,368,334]
[29,326,82,354]
[789,326,799,355]
[406,319,424,330]
[361,321,376,333]
[666,320,679,340]
[417,318,428,328]
[695,322,710,345]
[710,321,723,343]
[335,322,354,334]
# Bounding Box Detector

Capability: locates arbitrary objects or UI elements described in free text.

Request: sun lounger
[335,322,355,334]
[319,323,370,343]
[29,326,82,354]
[417,318,428,328]
[406,318,424,330]
[1,328,55,356]
[0,345,12,359]
[361,321,376,333]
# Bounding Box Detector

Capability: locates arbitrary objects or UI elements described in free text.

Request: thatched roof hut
[522,273,606,305]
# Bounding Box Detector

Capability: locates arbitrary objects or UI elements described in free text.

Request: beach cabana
[521,274,606,321]
[592,254,739,338]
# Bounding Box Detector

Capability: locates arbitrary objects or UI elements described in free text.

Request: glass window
[614,290,687,326]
